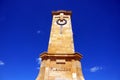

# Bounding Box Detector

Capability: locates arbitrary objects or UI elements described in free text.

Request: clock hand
[60,25,63,34]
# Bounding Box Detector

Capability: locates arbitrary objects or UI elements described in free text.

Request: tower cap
[52,10,72,15]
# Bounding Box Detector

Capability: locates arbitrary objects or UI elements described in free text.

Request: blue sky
[0,0,120,80]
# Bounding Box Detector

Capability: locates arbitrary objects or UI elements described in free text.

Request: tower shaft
[48,11,74,54]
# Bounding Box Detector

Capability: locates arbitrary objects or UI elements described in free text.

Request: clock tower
[36,10,84,80]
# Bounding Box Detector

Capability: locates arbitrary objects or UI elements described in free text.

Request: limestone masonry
[36,10,85,80]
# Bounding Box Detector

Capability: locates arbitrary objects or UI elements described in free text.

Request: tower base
[36,52,84,80]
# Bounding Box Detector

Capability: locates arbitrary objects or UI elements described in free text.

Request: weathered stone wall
[48,13,74,54]
[36,58,84,80]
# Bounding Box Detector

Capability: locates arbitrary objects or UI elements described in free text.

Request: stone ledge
[40,52,83,60]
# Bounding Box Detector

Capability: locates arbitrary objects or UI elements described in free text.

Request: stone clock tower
[36,10,84,80]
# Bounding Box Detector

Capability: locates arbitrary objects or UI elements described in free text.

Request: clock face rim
[56,19,67,26]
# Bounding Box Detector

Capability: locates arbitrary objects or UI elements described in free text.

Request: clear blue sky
[0,0,120,80]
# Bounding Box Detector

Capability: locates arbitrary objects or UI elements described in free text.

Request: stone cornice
[40,52,83,61]
[52,10,72,15]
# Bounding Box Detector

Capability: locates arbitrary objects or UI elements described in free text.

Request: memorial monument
[36,10,84,80]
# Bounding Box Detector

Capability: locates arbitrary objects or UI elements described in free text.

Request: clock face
[56,19,67,26]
